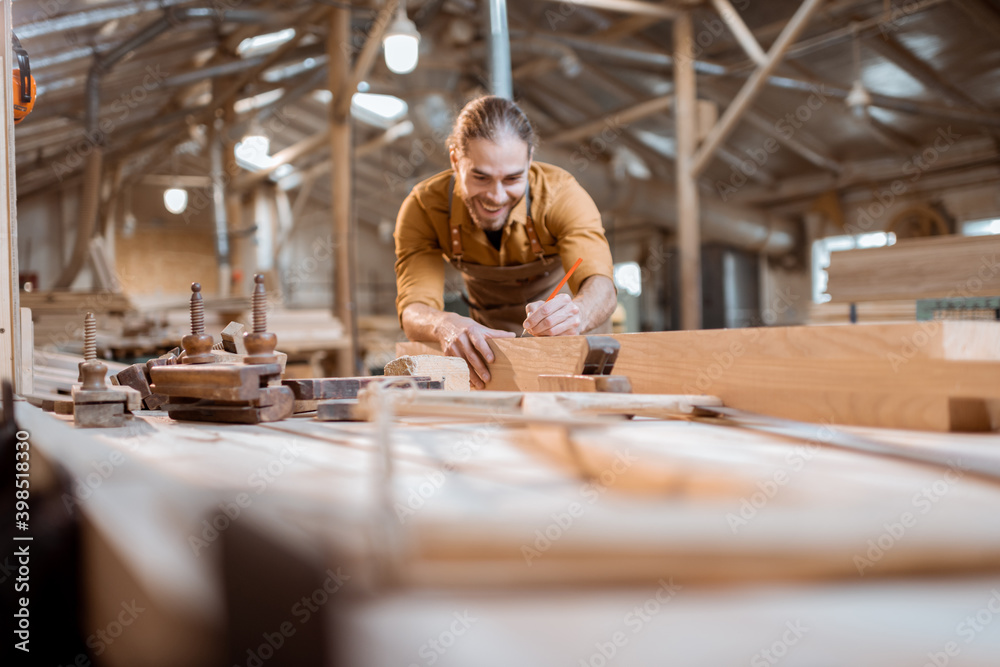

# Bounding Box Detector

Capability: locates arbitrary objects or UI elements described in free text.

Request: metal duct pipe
[536,147,797,256]
[485,0,513,99]
[210,125,232,297]
[53,150,104,289]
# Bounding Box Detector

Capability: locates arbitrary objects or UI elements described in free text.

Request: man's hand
[522,294,583,337]
[522,275,617,337]
[400,304,514,389]
[435,313,515,388]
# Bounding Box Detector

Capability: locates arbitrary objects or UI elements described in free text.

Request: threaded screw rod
[190,283,205,335]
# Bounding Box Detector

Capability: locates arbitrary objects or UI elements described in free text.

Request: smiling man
[394,96,616,388]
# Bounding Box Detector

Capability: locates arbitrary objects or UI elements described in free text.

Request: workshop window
[962,218,1000,236]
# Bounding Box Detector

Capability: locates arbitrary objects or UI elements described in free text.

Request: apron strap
[448,171,545,261]
[447,175,463,265]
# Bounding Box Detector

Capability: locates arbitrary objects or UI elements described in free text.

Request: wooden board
[826,233,1000,302]
[384,354,470,392]
[402,323,1000,431]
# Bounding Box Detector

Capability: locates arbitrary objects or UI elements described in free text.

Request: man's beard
[459,184,516,232]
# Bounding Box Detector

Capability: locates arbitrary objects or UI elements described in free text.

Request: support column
[1,0,22,390]
[330,8,358,376]
[674,11,701,331]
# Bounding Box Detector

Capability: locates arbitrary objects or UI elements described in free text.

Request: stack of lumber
[22,290,142,357]
[807,300,916,324]
[30,349,129,402]
[398,322,1000,432]
[826,233,1000,302]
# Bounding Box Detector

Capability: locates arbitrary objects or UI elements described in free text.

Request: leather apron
[446,176,611,334]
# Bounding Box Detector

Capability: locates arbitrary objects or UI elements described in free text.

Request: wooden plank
[0,0,20,392]
[468,323,1000,430]
[826,234,1000,302]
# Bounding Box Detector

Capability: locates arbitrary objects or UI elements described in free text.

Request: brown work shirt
[394,162,614,318]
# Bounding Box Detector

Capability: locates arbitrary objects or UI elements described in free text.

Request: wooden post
[674,11,701,331]
[0,0,21,391]
[330,8,358,376]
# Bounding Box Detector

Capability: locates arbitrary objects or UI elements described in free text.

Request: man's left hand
[522,293,584,336]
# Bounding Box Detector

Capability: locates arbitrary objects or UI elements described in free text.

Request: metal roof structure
[11,0,1000,282]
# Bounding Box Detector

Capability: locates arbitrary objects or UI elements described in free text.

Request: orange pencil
[521,257,582,336]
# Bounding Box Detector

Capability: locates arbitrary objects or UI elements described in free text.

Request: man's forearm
[573,275,617,331]
[400,303,449,342]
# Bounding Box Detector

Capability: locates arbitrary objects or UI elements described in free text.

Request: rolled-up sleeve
[394,192,446,320]
[543,177,615,294]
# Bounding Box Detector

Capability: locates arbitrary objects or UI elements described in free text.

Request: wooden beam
[593,14,666,41]
[866,30,988,111]
[690,0,827,178]
[674,11,701,330]
[236,130,331,191]
[1,0,21,391]
[330,8,358,377]
[709,0,766,66]
[698,86,842,173]
[545,95,673,145]
[470,323,1000,431]
[539,0,679,19]
[954,0,1000,42]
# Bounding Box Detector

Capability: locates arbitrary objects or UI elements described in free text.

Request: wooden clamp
[537,336,632,393]
[73,360,142,428]
[149,363,293,424]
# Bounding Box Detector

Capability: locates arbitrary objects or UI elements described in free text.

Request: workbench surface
[16,401,1000,667]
